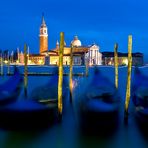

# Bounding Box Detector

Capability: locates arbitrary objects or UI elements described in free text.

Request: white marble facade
[85,44,102,65]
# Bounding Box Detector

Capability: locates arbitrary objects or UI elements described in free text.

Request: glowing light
[4,60,8,64]
[123,58,128,65]
[28,60,31,64]
[89,63,93,66]
[38,59,43,65]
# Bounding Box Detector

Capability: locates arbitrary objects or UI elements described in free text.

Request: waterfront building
[48,36,88,65]
[48,36,102,65]
[102,52,143,66]
[29,54,45,65]
[19,51,24,64]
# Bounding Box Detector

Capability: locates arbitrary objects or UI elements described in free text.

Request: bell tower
[39,13,48,54]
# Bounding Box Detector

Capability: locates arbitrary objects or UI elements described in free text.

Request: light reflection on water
[0,66,148,147]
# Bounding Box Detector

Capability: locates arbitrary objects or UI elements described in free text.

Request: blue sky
[0,0,148,61]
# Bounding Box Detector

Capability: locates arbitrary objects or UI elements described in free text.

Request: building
[85,44,102,65]
[48,37,89,65]
[18,51,24,64]
[29,54,45,65]
[39,14,48,54]
[102,52,144,66]
[48,36,102,66]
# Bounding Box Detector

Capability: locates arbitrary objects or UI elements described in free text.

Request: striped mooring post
[24,43,28,98]
[114,43,118,89]
[85,58,89,77]
[58,32,64,119]
[1,56,3,76]
[69,44,73,103]
[7,53,10,75]
[124,35,132,122]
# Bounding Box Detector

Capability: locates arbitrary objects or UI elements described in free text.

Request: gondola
[30,70,69,112]
[132,68,148,126]
[0,68,66,130]
[0,67,23,105]
[0,100,58,130]
[75,68,120,134]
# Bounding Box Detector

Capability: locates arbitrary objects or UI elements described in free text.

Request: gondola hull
[78,97,119,134]
[31,74,69,113]
[132,68,148,130]
[0,67,23,105]
[74,68,120,135]
[0,100,58,130]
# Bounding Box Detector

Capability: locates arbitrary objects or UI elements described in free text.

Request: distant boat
[132,68,148,125]
[74,67,120,134]
[0,67,23,105]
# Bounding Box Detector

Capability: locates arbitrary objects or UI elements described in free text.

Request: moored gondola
[74,68,120,135]
[0,67,23,105]
[132,68,148,127]
[0,68,67,130]
[0,100,58,130]
[30,70,69,113]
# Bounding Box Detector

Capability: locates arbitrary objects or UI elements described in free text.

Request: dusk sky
[0,0,148,62]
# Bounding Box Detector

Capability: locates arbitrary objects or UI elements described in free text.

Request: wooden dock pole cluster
[124,35,132,121]
[58,32,64,118]
[24,43,28,98]
[69,44,73,103]
[114,43,118,89]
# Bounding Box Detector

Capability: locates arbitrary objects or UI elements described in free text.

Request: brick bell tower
[39,13,48,54]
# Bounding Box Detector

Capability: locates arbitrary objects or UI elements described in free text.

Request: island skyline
[0,0,148,63]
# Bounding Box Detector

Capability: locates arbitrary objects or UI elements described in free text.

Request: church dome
[71,36,82,47]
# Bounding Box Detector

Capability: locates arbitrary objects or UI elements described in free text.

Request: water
[0,66,148,148]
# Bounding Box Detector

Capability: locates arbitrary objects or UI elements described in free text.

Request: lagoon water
[0,66,148,148]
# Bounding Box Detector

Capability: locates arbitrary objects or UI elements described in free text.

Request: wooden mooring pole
[1,56,3,76]
[58,32,64,119]
[24,44,28,98]
[69,44,73,103]
[124,35,132,122]
[85,56,89,77]
[114,43,118,89]
[7,52,10,75]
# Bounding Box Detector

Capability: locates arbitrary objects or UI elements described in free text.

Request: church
[27,15,102,65]
[47,36,102,65]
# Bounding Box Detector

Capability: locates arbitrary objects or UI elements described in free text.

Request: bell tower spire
[41,13,46,27]
[39,13,48,54]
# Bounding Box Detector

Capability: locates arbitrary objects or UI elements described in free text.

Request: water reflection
[0,66,148,147]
